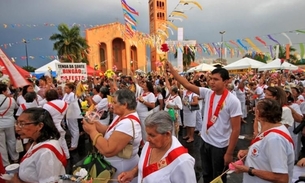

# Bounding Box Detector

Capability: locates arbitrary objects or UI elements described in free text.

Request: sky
[0,0,305,70]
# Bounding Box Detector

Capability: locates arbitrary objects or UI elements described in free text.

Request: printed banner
[55,63,87,82]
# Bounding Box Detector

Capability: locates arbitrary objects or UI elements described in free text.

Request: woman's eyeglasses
[15,121,38,128]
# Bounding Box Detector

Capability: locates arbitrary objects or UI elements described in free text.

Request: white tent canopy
[187,63,215,73]
[258,58,298,71]
[35,59,60,74]
[194,63,216,72]
[224,57,266,70]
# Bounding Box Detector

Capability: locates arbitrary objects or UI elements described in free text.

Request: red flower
[160,43,169,52]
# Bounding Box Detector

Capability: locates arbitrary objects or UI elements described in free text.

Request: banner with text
[55,63,87,82]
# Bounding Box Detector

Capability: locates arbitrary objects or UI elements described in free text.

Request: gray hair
[155,86,162,93]
[113,89,137,110]
[144,111,173,134]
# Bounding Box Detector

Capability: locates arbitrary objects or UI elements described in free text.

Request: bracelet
[92,133,103,146]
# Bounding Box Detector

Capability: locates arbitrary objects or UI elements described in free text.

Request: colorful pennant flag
[210,176,223,183]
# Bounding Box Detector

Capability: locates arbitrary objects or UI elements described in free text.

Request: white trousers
[0,127,19,166]
[59,131,70,159]
[67,118,79,148]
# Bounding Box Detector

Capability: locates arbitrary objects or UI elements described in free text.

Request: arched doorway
[130,45,138,71]
[112,38,125,72]
[99,43,107,71]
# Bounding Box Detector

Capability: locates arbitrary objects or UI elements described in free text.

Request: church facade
[85,22,147,74]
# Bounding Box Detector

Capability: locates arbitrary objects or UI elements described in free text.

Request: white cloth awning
[224,57,266,70]
[258,58,298,71]
[34,59,60,74]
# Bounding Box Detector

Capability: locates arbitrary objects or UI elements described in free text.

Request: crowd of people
[1,61,305,182]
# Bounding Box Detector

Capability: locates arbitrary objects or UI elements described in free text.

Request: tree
[50,24,89,63]
[274,45,297,63]
[174,46,195,71]
[243,53,268,63]
[22,66,36,72]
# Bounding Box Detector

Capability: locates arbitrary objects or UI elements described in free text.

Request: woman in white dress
[95,86,110,125]
[152,86,164,112]
[11,108,66,183]
[43,89,70,159]
[136,81,155,142]
[82,89,142,183]
[118,111,196,183]
[182,88,199,143]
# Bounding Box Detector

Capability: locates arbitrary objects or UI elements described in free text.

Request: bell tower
[148,0,167,71]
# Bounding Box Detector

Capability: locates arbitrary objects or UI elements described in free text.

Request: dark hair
[256,99,282,123]
[65,83,75,91]
[100,86,110,98]
[0,83,7,94]
[113,89,137,110]
[39,77,47,82]
[22,85,32,97]
[21,108,60,143]
[171,86,179,94]
[146,81,154,93]
[45,89,59,101]
[211,68,230,81]
[24,92,36,103]
[266,86,287,106]
[94,85,102,93]
[291,87,301,94]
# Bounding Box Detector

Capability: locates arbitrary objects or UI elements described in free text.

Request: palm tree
[50,23,89,63]
[243,53,268,63]
[274,45,297,63]
[174,46,195,71]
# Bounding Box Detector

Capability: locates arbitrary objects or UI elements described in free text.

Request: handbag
[293,120,305,134]
[100,110,108,120]
[189,93,199,111]
[117,119,135,159]
[73,148,117,182]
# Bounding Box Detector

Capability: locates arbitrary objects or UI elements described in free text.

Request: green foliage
[50,23,89,63]
[22,66,36,72]
[274,45,297,63]
[174,46,195,71]
[243,53,268,63]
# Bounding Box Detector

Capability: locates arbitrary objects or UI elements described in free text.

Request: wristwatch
[248,167,255,176]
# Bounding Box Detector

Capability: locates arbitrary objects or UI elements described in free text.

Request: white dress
[164,95,182,125]
[95,98,109,125]
[15,102,39,116]
[182,91,198,127]
[43,100,69,159]
[104,112,142,183]
[19,140,66,183]
[137,136,196,183]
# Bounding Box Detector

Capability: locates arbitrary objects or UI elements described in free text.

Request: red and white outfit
[19,140,66,183]
[182,91,198,127]
[15,102,39,116]
[43,99,69,158]
[104,112,142,183]
[138,136,196,183]
[164,94,182,125]
[136,91,155,142]
[243,126,294,183]
[0,94,19,166]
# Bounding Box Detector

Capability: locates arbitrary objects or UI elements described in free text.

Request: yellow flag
[107,95,113,104]
[210,176,223,183]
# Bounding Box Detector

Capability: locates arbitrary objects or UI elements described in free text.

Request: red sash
[20,144,67,167]
[251,129,294,148]
[142,146,188,179]
[21,104,26,110]
[106,114,140,133]
[0,97,11,117]
[47,101,68,114]
[166,95,177,103]
[206,90,229,130]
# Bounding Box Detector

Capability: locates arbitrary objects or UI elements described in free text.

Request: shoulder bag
[189,93,199,111]
[117,119,135,159]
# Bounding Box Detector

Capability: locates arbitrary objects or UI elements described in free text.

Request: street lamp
[219,31,226,63]
[23,39,29,68]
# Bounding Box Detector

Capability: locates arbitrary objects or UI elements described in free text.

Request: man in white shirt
[166,62,242,183]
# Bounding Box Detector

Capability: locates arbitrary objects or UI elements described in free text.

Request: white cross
[166,28,196,72]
